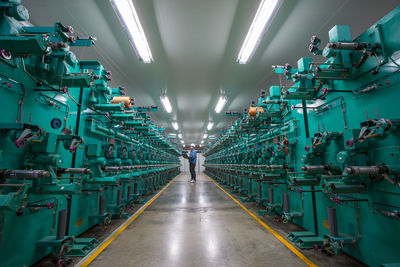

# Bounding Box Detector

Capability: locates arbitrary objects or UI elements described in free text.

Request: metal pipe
[328,207,339,237]
[269,188,274,204]
[329,183,366,193]
[291,177,320,186]
[120,166,134,170]
[283,193,290,213]
[344,166,387,175]
[301,165,327,173]
[56,209,68,240]
[60,168,91,174]
[328,42,367,50]
[257,182,262,199]
[3,170,49,179]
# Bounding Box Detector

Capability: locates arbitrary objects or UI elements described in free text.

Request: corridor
[85,173,308,267]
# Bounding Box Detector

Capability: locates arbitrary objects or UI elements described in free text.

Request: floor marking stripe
[206,175,318,267]
[76,175,179,267]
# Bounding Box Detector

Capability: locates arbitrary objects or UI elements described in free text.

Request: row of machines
[0,1,180,266]
[205,6,400,267]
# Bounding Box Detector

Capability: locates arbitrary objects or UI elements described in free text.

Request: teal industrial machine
[0,1,180,266]
[205,6,400,267]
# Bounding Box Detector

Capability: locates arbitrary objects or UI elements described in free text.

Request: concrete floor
[89,173,309,267]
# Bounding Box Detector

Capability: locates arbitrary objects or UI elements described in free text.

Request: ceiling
[24,0,399,146]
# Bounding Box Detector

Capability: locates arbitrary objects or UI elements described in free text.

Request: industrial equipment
[0,1,180,266]
[205,6,400,267]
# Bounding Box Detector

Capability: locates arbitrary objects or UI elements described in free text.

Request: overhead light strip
[160,95,172,113]
[110,0,153,63]
[215,95,227,113]
[237,0,283,64]
[207,122,214,130]
[172,122,179,130]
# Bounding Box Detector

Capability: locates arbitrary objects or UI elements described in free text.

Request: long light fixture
[203,133,208,139]
[201,140,204,144]
[160,94,172,113]
[215,95,227,113]
[237,0,283,64]
[181,140,184,144]
[110,0,153,63]
[178,133,182,139]
[207,122,214,130]
[172,122,179,130]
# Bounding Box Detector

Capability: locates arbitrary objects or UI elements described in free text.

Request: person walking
[188,145,197,183]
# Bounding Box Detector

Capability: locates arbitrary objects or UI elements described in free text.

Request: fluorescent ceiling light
[215,95,227,113]
[110,0,153,63]
[237,0,283,64]
[160,95,172,113]
[207,122,214,130]
[191,143,195,146]
[178,134,182,139]
[203,133,208,139]
[172,122,179,130]
[181,140,184,144]
[201,140,204,144]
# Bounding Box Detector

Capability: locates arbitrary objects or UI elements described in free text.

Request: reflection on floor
[89,173,309,266]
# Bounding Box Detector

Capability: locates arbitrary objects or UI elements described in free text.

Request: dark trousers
[189,162,196,181]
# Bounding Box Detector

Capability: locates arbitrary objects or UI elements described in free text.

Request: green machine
[205,6,400,267]
[0,1,180,266]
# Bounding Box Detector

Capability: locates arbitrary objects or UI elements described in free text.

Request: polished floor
[89,173,307,267]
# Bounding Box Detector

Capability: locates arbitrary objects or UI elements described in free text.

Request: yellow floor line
[206,175,318,267]
[77,175,179,267]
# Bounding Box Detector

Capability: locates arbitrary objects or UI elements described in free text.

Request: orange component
[248,107,264,117]
[111,96,131,108]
